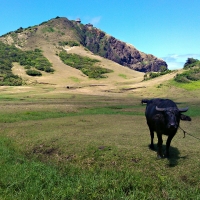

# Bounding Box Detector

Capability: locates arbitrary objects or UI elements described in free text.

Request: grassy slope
[12,42,186,98]
[12,44,145,93]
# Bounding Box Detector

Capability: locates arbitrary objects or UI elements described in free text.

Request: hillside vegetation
[0,42,22,85]
[175,58,200,83]
[59,50,113,79]
[1,16,200,92]
[0,42,54,85]
[142,57,200,91]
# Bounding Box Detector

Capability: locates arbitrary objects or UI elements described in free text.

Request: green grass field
[171,79,200,91]
[0,89,199,199]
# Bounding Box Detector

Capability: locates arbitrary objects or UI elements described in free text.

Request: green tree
[184,58,199,69]
[159,65,167,72]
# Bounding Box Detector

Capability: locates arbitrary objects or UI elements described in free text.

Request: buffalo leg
[149,130,155,149]
[147,123,155,150]
[165,133,176,157]
[156,133,163,158]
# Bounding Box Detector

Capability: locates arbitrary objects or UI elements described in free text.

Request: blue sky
[1,0,200,70]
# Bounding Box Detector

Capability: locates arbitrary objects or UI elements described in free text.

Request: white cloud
[89,16,101,26]
[162,54,200,70]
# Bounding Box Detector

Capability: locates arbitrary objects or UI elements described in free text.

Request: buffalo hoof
[157,153,164,159]
[149,144,155,150]
[157,155,163,159]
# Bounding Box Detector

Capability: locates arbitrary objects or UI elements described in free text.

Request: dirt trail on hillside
[131,72,177,88]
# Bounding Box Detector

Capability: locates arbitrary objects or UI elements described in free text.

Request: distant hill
[0,17,167,73]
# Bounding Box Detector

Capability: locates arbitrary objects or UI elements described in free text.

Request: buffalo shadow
[149,144,188,167]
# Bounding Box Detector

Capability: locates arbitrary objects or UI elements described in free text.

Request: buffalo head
[155,106,189,130]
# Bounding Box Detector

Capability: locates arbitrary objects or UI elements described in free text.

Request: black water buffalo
[142,98,191,158]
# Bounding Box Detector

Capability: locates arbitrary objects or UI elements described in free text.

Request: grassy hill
[0,17,167,84]
[3,16,197,92]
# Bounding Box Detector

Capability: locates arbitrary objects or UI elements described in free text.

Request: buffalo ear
[180,114,191,121]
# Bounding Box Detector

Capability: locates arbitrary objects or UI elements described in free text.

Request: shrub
[15,27,23,33]
[58,41,80,47]
[174,66,200,83]
[26,69,42,76]
[81,66,112,79]
[2,74,23,86]
[18,49,54,73]
[42,27,55,33]
[159,65,167,72]
[143,70,173,81]
[149,72,159,78]
[59,51,112,79]
[0,42,23,85]
[44,67,54,73]
[174,74,191,83]
[34,48,42,52]
[184,58,199,69]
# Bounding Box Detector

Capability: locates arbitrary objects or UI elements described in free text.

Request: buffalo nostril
[169,124,177,129]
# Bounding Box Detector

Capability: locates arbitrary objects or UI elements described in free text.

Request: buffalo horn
[178,107,189,112]
[156,106,166,111]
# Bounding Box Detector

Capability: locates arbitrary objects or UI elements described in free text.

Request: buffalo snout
[168,123,177,130]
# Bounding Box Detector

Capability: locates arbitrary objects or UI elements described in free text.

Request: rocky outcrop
[80,26,167,72]
[107,37,167,72]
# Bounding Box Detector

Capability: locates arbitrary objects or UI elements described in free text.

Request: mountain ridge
[0,17,167,73]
